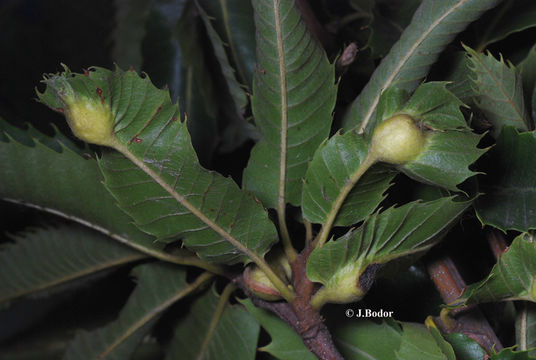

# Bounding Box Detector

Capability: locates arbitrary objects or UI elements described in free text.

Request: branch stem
[313,153,376,248]
[114,142,295,302]
[304,219,313,246]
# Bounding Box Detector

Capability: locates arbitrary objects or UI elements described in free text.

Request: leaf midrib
[357,0,468,134]
[0,253,145,303]
[473,53,528,128]
[114,143,295,301]
[196,284,235,360]
[97,272,213,360]
[273,0,289,213]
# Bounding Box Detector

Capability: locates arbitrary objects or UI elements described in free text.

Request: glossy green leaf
[396,322,453,359]
[0,119,172,261]
[401,82,467,130]
[241,299,316,360]
[303,82,477,228]
[242,0,337,208]
[0,225,144,307]
[332,319,402,360]
[167,288,259,360]
[426,323,456,360]
[307,198,468,303]
[465,45,531,137]
[476,0,536,48]
[302,130,395,226]
[38,67,278,265]
[444,333,487,360]
[475,127,536,232]
[380,82,486,191]
[63,263,207,360]
[333,319,452,360]
[401,130,486,191]
[197,0,255,88]
[454,233,536,306]
[445,53,477,106]
[491,347,536,360]
[343,0,503,133]
[516,302,536,357]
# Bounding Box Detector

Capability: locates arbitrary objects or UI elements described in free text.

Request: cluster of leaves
[1,0,536,359]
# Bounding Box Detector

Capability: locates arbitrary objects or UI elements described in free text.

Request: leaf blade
[39,67,279,266]
[475,127,536,232]
[465,46,531,137]
[243,0,337,208]
[63,263,210,360]
[0,119,173,261]
[454,233,536,306]
[307,198,468,304]
[302,130,395,226]
[166,288,259,360]
[241,299,316,360]
[343,0,503,133]
[0,225,144,307]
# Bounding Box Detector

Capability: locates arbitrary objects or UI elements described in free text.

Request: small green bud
[369,114,425,165]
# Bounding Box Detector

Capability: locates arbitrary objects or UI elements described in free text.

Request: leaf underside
[39,67,278,265]
[243,0,337,208]
[343,0,503,134]
[302,82,480,231]
[378,81,485,191]
[0,119,159,254]
[401,130,486,191]
[516,302,536,358]
[475,127,536,232]
[196,1,248,112]
[333,319,453,360]
[302,130,396,226]
[465,46,531,137]
[241,298,316,360]
[454,234,536,306]
[63,263,192,360]
[167,288,259,360]
[0,225,143,307]
[307,197,469,287]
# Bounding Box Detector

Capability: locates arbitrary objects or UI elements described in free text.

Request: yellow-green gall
[41,74,117,147]
[310,262,381,308]
[369,114,426,165]
[64,97,116,147]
